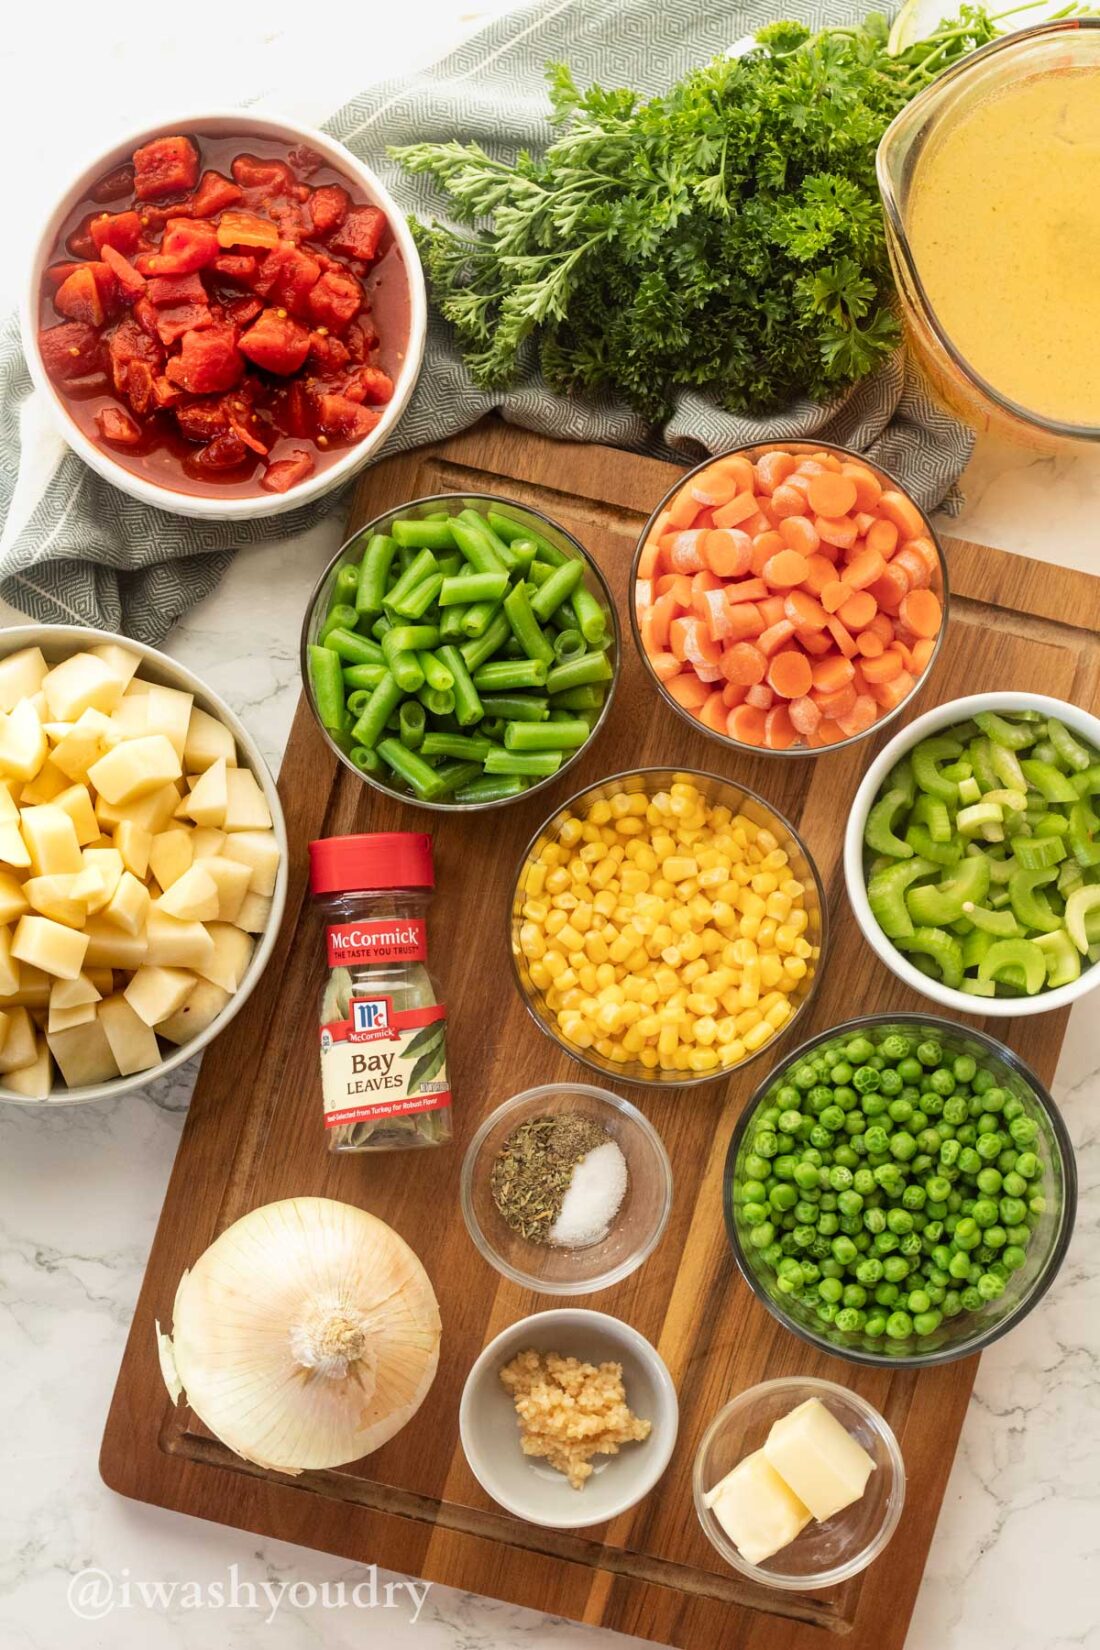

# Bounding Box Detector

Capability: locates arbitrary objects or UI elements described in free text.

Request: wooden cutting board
[101,419,1100,1650]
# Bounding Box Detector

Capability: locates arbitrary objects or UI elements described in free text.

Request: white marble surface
[1,4,1098,1648]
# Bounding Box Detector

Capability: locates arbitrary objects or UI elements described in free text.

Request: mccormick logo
[326,919,427,968]
[352,998,390,1034]
[331,925,419,952]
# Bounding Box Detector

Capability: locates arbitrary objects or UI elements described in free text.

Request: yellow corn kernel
[593,889,617,916]
[693,1014,717,1045]
[765,999,793,1030]
[542,949,567,980]
[765,891,793,922]
[620,866,650,894]
[557,967,578,991]
[528,960,551,991]
[689,1046,720,1072]
[718,1038,747,1065]
[783,956,808,981]
[595,962,617,990]
[584,933,609,964]
[657,1023,679,1061]
[743,1018,775,1052]
[622,1026,646,1055]
[557,922,584,952]
[750,871,778,896]
[735,1007,762,1035]
[640,1046,660,1069]
[577,963,599,993]
[794,937,814,959]
[588,799,612,825]
[760,954,783,989]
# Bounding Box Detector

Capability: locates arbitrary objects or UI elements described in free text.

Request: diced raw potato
[25,695,47,723]
[145,910,215,969]
[51,973,102,1010]
[0,821,30,869]
[95,781,182,835]
[53,783,99,847]
[0,782,17,824]
[146,683,194,762]
[183,758,228,828]
[184,706,237,772]
[82,847,124,909]
[157,977,231,1044]
[87,734,182,806]
[98,994,162,1075]
[0,647,48,712]
[115,819,153,879]
[157,863,219,922]
[21,758,70,805]
[149,829,193,891]
[47,708,118,781]
[234,891,272,933]
[43,652,125,721]
[199,855,252,922]
[24,874,89,929]
[49,999,97,1034]
[12,913,90,979]
[124,676,152,695]
[89,643,142,691]
[0,926,19,996]
[221,829,280,896]
[46,1016,120,1087]
[2,1033,52,1099]
[109,697,149,739]
[0,873,28,925]
[0,1006,39,1073]
[194,922,253,994]
[223,768,271,831]
[3,962,52,1008]
[0,701,48,782]
[188,830,225,864]
[0,1008,7,1052]
[82,918,149,971]
[124,966,196,1027]
[70,865,107,910]
[21,805,83,875]
[103,870,151,935]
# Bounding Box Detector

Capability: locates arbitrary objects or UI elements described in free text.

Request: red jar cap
[309,833,434,895]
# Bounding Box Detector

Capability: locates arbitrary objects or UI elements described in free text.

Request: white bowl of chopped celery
[844,692,1100,1016]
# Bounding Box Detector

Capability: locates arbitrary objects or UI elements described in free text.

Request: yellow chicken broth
[907,67,1100,426]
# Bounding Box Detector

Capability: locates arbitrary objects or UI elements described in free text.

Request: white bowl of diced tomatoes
[21,112,427,520]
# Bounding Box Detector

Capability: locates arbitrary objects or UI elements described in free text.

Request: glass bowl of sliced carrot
[630,442,949,755]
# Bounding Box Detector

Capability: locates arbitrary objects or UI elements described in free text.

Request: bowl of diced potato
[0,625,286,1104]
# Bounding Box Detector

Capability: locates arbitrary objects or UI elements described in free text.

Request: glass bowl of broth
[878,20,1100,449]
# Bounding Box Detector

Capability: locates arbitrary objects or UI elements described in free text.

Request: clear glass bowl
[724,1014,1077,1368]
[693,1377,905,1590]
[300,492,620,811]
[878,20,1100,449]
[460,1084,673,1295]
[630,442,948,758]
[510,767,826,1088]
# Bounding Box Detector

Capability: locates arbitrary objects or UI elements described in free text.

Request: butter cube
[21,805,83,876]
[0,647,47,712]
[0,700,48,782]
[11,914,90,980]
[87,734,182,806]
[43,652,124,722]
[763,1400,876,1523]
[704,1449,812,1567]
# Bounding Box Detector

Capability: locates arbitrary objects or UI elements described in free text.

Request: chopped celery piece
[961,903,1019,937]
[864,789,914,859]
[911,736,963,802]
[990,742,1026,792]
[977,938,1047,994]
[1065,885,1100,954]
[1008,867,1062,934]
[1068,800,1100,868]
[957,802,1003,835]
[1019,759,1078,803]
[974,711,1036,750]
[905,824,963,866]
[961,978,997,997]
[911,794,953,842]
[1035,929,1081,988]
[1046,718,1092,773]
[1011,833,1066,871]
[957,776,981,805]
[906,854,990,926]
[867,858,938,939]
[895,926,964,989]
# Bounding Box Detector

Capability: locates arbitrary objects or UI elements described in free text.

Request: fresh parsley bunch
[393,6,1016,419]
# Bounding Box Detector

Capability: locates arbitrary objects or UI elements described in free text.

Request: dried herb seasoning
[490,1114,610,1243]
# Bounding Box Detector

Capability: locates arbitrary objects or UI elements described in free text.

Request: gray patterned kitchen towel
[0,0,973,643]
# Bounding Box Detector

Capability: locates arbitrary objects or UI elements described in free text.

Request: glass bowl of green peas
[724,1014,1076,1367]
[301,493,620,810]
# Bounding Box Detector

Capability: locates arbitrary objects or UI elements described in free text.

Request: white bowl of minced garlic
[459,1308,678,1529]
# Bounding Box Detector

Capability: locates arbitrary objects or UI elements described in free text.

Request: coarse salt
[548,1140,629,1248]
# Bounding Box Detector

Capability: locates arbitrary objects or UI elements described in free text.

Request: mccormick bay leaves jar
[309,832,452,1151]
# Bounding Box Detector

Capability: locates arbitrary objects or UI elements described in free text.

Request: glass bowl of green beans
[724,1014,1076,1367]
[301,493,620,810]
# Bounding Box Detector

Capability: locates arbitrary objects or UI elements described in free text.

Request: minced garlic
[499,1348,651,1489]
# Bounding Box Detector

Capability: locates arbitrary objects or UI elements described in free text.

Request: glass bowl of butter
[693,1377,904,1590]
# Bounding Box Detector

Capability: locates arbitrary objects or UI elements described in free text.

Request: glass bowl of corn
[509,767,827,1087]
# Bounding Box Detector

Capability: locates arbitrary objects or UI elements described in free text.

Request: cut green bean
[325,626,386,667]
[451,518,506,575]
[503,583,556,664]
[392,572,444,620]
[351,672,404,749]
[455,775,529,803]
[478,693,549,722]
[417,684,456,717]
[349,744,382,775]
[432,760,484,793]
[384,548,439,612]
[347,689,373,719]
[472,658,549,691]
[341,661,387,691]
[418,651,454,692]
[529,558,583,622]
[460,613,512,672]
[487,511,567,564]
[439,606,468,641]
[570,584,608,644]
[484,749,563,777]
[399,700,427,750]
[391,517,457,551]
[355,534,396,617]
[334,563,360,603]
[308,645,347,732]
[545,652,614,694]
[376,737,448,800]
[504,718,590,751]
[549,684,606,712]
[320,602,359,641]
[508,537,539,570]
[553,627,586,662]
[457,508,517,570]
[438,645,484,728]
[462,599,504,639]
[439,571,509,606]
[420,731,497,761]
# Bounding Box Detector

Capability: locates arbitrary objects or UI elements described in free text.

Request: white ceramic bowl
[844,691,1100,1017]
[0,624,288,1105]
[459,1308,679,1529]
[21,111,426,521]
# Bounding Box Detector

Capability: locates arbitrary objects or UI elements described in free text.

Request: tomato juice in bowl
[22,112,426,520]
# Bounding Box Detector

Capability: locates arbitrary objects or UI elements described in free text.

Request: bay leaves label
[319,997,450,1127]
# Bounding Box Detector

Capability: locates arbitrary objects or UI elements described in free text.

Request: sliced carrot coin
[702,587,733,642]
[665,671,711,711]
[856,629,885,659]
[843,548,888,592]
[868,563,909,615]
[637,537,663,580]
[762,549,810,589]
[821,580,853,614]
[778,514,820,556]
[835,694,878,738]
[712,492,759,529]
[699,689,730,733]
[807,718,848,747]
[841,463,883,511]
[899,588,942,638]
[802,553,836,596]
[807,471,857,518]
[837,590,877,631]
[689,466,740,509]
[866,517,899,559]
[868,669,915,711]
[746,683,775,710]
[712,454,757,493]
[768,649,813,700]
[911,636,937,673]
[722,681,749,709]
[721,642,767,686]
[726,577,769,605]
[728,704,767,746]
[647,650,682,681]
[859,649,904,684]
[813,681,859,720]
[655,572,692,604]
[815,514,859,551]
[754,450,797,494]
[811,655,855,692]
[799,629,833,657]
[757,619,797,657]
[703,528,753,577]
[726,602,765,640]
[867,611,895,644]
[757,595,786,627]
[771,484,809,519]
[667,483,702,530]
[784,589,829,632]
[764,703,798,750]
[666,530,707,573]
[877,489,925,541]
[789,695,821,736]
[826,616,857,659]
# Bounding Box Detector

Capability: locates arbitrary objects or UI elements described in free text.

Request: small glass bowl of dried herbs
[461,1084,673,1295]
